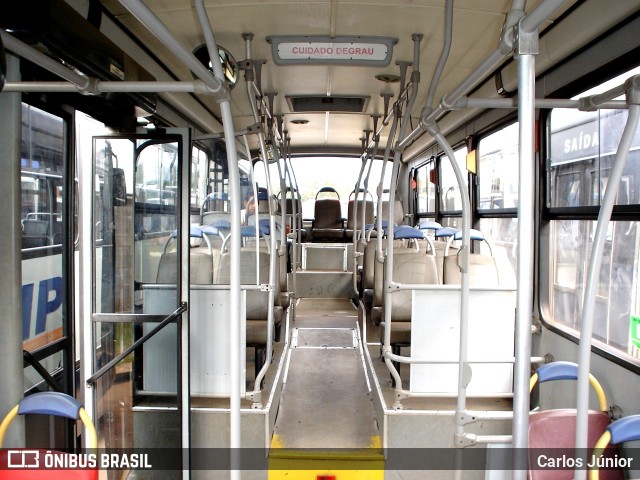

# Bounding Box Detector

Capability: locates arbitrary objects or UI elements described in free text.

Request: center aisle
[268,298,384,480]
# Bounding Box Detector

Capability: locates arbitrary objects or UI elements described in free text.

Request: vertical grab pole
[194,1,242,477]
[383,34,422,397]
[287,136,301,303]
[574,80,640,480]
[511,21,538,479]
[242,34,278,399]
[352,151,368,294]
[179,120,192,477]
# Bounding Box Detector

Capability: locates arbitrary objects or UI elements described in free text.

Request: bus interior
[1,1,640,480]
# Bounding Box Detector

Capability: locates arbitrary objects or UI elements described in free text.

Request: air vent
[286,95,369,113]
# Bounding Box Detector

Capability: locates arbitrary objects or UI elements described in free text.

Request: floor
[271,298,380,450]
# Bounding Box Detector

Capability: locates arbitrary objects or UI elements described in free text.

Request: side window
[478,122,519,211]
[439,147,467,213]
[544,65,640,362]
[21,104,67,391]
[476,122,519,277]
[415,159,436,216]
[191,145,209,210]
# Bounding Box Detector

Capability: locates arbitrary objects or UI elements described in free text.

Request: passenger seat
[311,187,344,241]
[376,227,440,378]
[442,229,499,286]
[344,190,374,240]
[215,235,283,381]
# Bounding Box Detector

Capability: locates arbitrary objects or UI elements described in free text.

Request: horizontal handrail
[87,302,187,385]
[383,350,546,365]
[387,283,515,292]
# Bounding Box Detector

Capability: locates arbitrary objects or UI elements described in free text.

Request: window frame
[539,81,640,373]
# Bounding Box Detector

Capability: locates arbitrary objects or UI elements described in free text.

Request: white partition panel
[142,287,246,396]
[410,286,516,395]
[142,287,178,393]
[190,288,246,396]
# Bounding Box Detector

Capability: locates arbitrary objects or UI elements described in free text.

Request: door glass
[92,135,183,477]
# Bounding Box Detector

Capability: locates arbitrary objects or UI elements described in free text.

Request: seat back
[313,199,342,229]
[371,239,415,308]
[380,197,404,226]
[387,250,440,322]
[202,211,231,229]
[243,236,287,306]
[247,192,271,226]
[156,249,216,285]
[312,187,343,240]
[527,362,622,480]
[443,253,499,286]
[346,199,374,231]
[432,240,456,283]
[22,219,50,248]
[216,248,272,320]
[528,410,622,480]
[590,415,640,480]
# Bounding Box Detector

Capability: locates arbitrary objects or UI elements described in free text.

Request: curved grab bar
[418,220,442,231]
[589,414,640,480]
[0,392,97,449]
[163,226,216,254]
[314,186,340,201]
[529,361,607,412]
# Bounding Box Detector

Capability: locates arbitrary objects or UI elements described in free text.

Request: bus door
[81,130,191,475]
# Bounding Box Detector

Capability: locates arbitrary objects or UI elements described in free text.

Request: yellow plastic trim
[588,373,608,412]
[588,430,611,480]
[79,407,98,449]
[268,434,384,480]
[529,373,538,393]
[0,405,20,447]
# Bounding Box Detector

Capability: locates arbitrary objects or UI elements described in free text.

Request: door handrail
[86,302,187,385]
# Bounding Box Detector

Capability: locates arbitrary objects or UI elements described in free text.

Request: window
[415,158,436,216]
[476,122,520,278]
[191,145,209,210]
[21,104,67,391]
[478,122,519,211]
[289,156,392,219]
[545,66,640,362]
[439,147,467,213]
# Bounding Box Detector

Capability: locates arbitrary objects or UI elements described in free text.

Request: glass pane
[21,104,66,355]
[23,351,64,392]
[478,122,519,210]
[548,219,640,358]
[416,160,436,214]
[439,148,468,212]
[92,135,183,478]
[93,137,180,315]
[290,156,391,219]
[191,145,209,210]
[94,321,181,480]
[548,66,640,208]
[441,216,462,229]
[477,217,518,286]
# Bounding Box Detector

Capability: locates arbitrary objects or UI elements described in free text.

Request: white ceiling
[101,0,571,152]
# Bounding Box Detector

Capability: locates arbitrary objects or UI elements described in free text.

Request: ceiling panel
[99,0,572,152]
